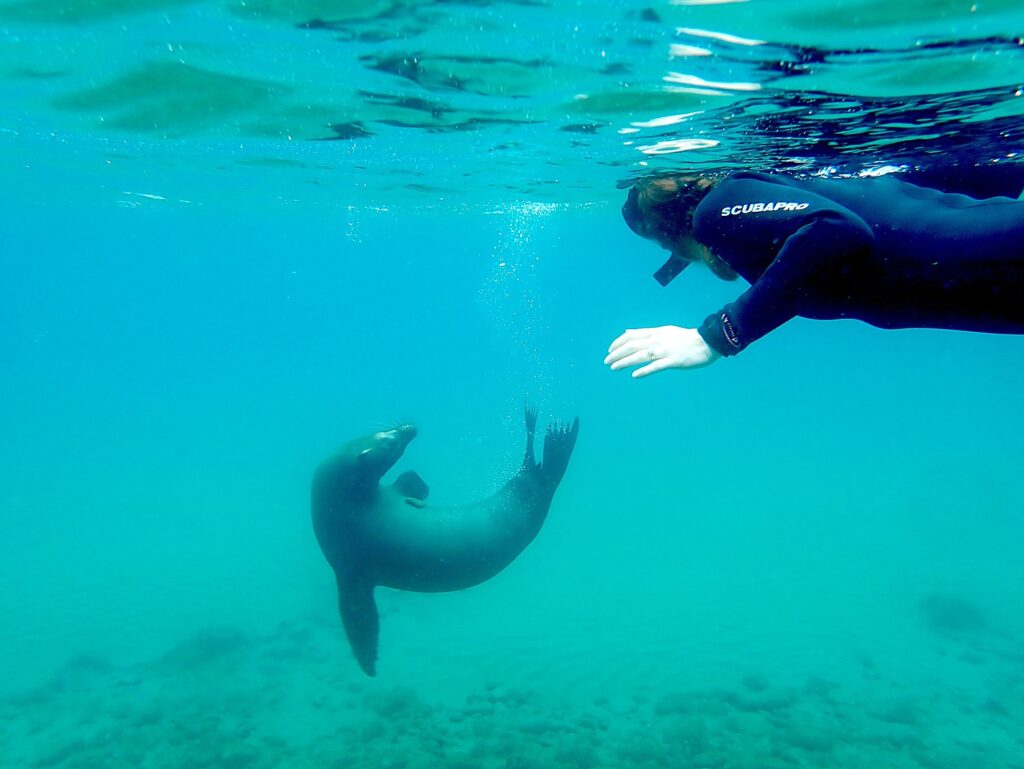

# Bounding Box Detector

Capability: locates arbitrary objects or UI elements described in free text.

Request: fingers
[607,328,647,355]
[605,329,653,367]
[608,347,657,371]
[632,357,672,378]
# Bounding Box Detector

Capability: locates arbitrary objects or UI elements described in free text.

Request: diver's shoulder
[718,170,781,186]
[699,171,797,209]
[713,170,806,194]
[726,170,777,182]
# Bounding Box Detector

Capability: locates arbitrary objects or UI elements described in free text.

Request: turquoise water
[2,2,1024,768]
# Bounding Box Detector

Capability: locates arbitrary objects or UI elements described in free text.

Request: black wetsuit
[693,171,1024,356]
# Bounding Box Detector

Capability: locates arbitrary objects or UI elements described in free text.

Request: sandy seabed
[4,602,1022,769]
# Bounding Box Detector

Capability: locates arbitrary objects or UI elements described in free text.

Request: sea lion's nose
[379,424,416,445]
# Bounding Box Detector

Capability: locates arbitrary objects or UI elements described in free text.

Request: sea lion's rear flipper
[392,470,429,501]
[522,404,539,470]
[336,575,379,677]
[539,417,580,489]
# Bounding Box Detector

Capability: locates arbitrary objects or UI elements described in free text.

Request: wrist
[703,338,722,361]
[699,311,742,356]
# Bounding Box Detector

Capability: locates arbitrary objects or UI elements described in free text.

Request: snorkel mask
[621,186,691,287]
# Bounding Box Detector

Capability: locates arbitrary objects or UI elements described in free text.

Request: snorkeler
[605,167,1024,377]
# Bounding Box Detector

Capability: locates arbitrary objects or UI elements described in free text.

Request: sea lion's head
[354,424,418,480]
[312,423,419,521]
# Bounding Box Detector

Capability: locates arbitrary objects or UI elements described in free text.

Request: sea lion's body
[356,475,554,593]
[312,408,579,676]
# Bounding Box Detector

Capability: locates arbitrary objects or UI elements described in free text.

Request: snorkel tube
[652,255,689,286]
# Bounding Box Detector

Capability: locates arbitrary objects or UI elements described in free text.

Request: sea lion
[311,407,580,676]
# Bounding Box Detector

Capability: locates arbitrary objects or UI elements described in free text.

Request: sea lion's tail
[537,413,580,490]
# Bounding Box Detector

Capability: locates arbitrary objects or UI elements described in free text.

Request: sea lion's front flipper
[393,470,429,501]
[336,574,379,677]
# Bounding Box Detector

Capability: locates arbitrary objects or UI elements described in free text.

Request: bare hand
[605,325,721,378]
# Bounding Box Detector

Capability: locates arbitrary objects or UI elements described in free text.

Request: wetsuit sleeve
[696,186,876,356]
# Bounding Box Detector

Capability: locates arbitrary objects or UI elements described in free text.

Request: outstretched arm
[606,207,874,377]
[699,210,875,356]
